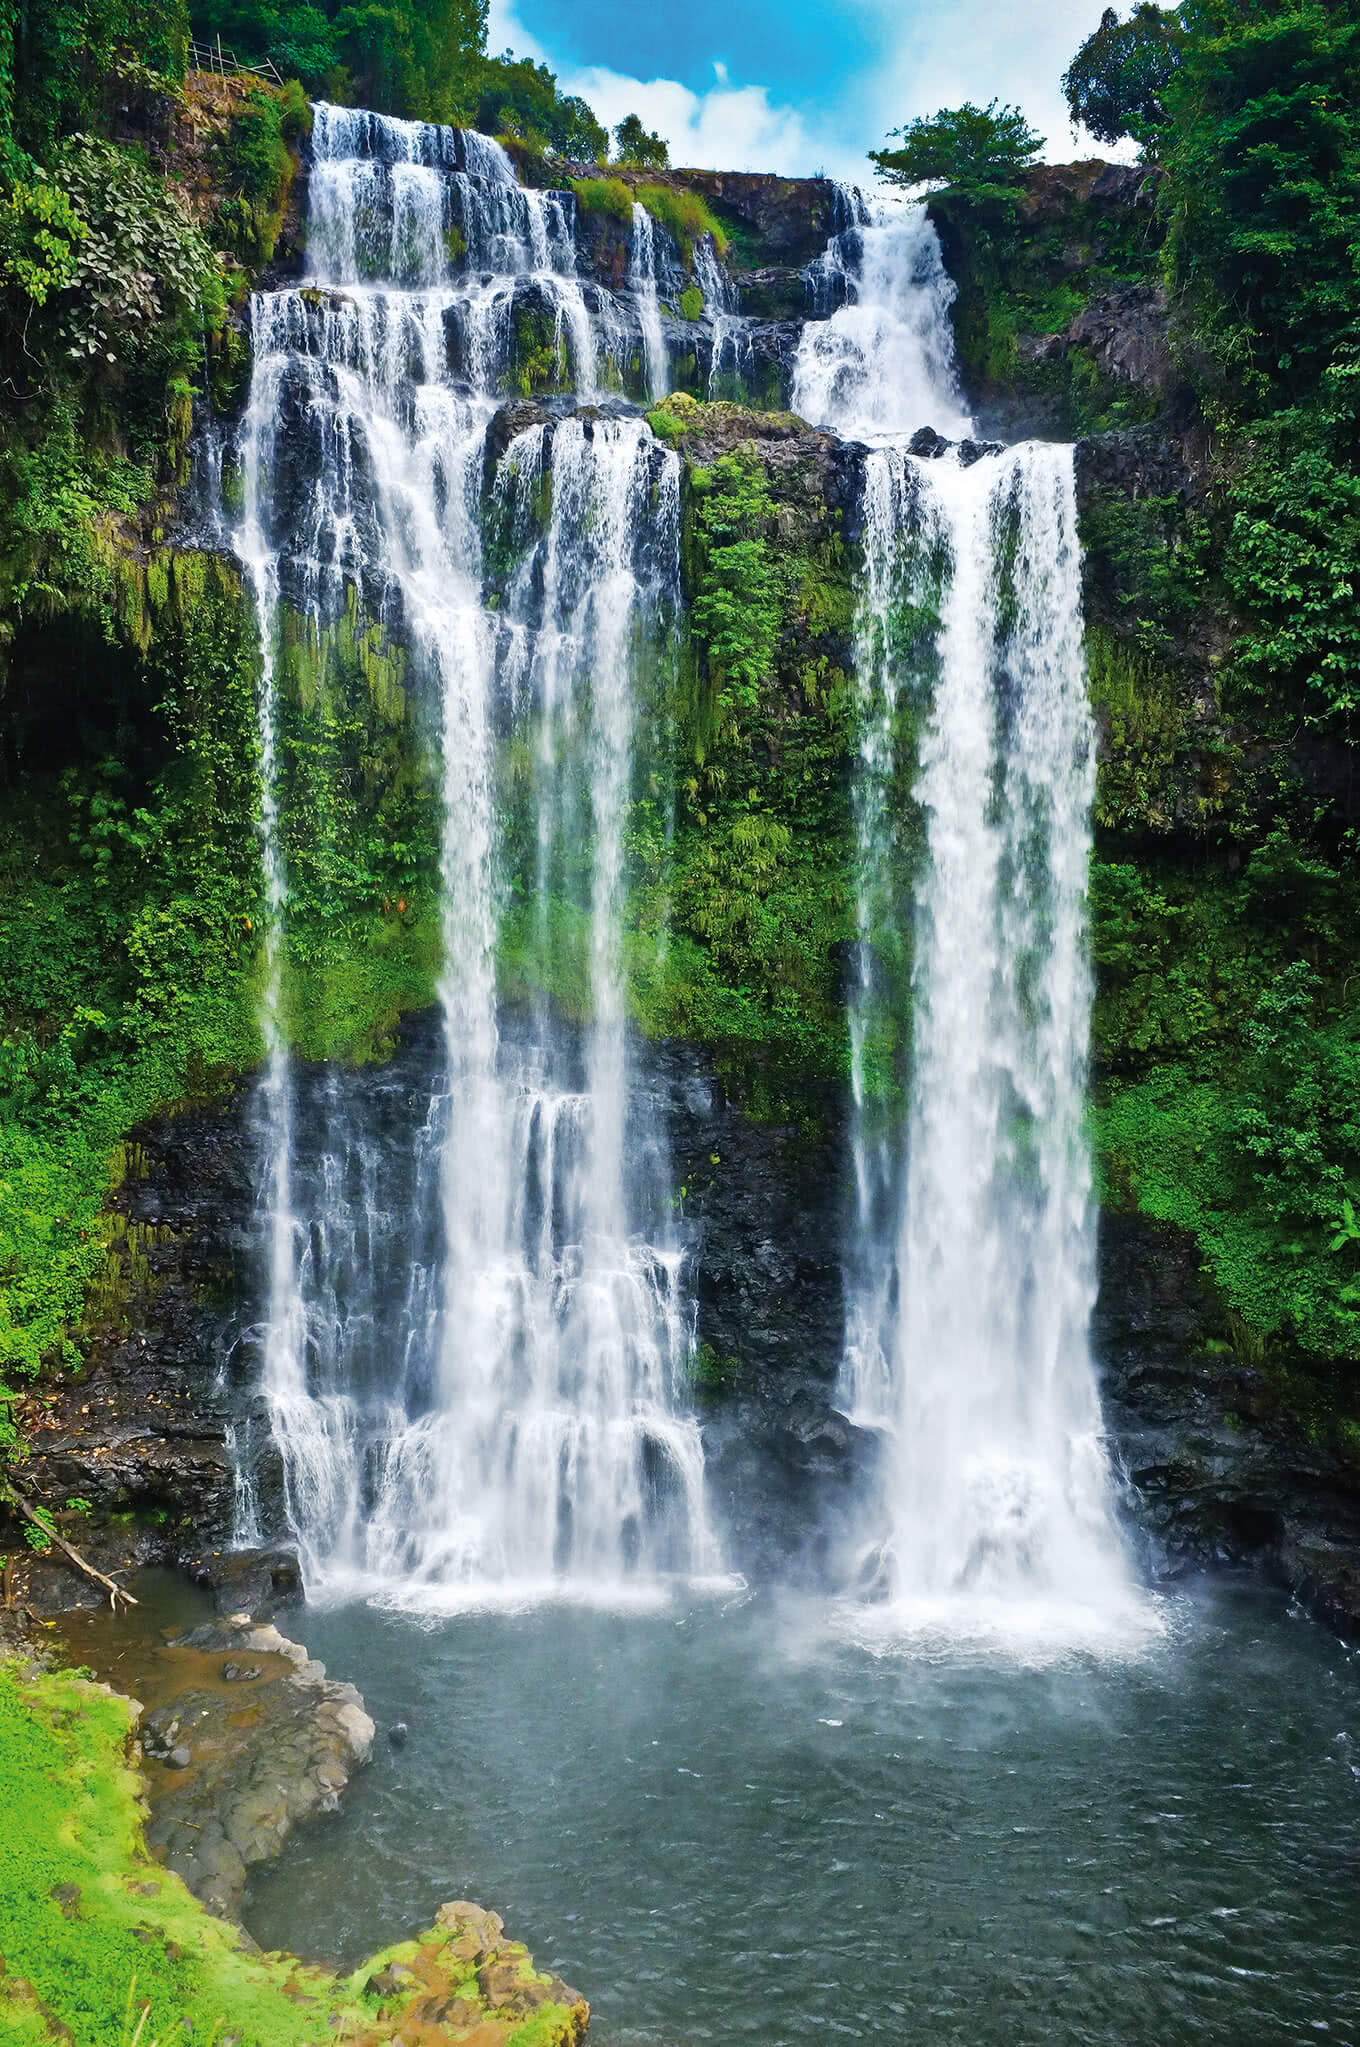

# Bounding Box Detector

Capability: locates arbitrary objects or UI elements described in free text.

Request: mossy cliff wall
[3,107,1359,1591]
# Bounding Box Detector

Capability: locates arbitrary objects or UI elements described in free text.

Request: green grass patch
[568,175,634,224]
[635,183,728,264]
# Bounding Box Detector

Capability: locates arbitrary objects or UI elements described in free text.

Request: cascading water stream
[629,203,668,401]
[793,190,1133,1616]
[234,104,718,1605]
[791,190,971,443]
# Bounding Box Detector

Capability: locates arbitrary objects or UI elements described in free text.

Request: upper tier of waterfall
[791,186,973,444]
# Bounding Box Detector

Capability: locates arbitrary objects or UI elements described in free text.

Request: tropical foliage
[870,101,1045,225]
[1062,3,1185,152]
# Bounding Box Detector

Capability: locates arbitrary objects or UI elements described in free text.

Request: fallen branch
[1,1484,138,1610]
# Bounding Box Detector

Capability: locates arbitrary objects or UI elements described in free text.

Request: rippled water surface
[245,1586,1360,2045]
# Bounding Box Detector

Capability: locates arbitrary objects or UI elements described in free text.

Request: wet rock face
[681,171,839,267]
[1095,1209,1360,1629]
[131,1614,375,1921]
[16,1093,257,1579]
[651,1045,882,1583]
[1068,285,1178,402]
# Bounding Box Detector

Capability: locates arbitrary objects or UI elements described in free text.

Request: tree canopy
[1062,3,1186,153]
[1163,0,1360,400]
[869,101,1044,220]
[471,51,607,157]
[613,112,668,168]
[185,0,611,151]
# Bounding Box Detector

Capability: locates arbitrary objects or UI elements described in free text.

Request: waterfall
[794,193,1132,1612]
[233,104,717,1605]
[629,203,669,401]
[791,192,971,444]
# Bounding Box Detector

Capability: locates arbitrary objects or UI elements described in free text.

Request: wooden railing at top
[188,35,284,85]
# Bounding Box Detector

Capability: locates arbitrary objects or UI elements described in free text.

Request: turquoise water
[244,1583,1360,2045]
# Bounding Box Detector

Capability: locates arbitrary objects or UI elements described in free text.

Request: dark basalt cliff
[14,1016,1360,1637]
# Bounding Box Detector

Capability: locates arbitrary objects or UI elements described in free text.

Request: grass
[634,183,728,264]
[568,175,634,224]
[0,1659,587,2045]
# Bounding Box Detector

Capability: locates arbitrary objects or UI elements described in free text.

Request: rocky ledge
[0,1634,589,2047]
[131,1614,375,1920]
[358,1901,589,2044]
[1096,1210,1360,1635]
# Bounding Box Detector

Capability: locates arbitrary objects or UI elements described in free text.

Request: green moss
[508,301,570,397]
[568,175,634,223]
[283,911,443,1063]
[679,284,703,321]
[692,1339,742,1394]
[1088,627,1196,830]
[216,83,300,266]
[634,183,728,264]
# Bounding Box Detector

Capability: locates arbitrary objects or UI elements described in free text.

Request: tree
[1062,4,1185,154]
[474,52,607,158]
[190,0,489,122]
[613,111,668,168]
[869,101,1043,222]
[265,3,340,86]
[554,92,607,160]
[1162,0,1360,400]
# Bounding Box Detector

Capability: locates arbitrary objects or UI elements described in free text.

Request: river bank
[0,1579,588,2046]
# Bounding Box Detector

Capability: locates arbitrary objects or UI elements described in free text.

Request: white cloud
[844,0,1140,167]
[485,0,1139,183]
[486,0,848,175]
[569,67,826,175]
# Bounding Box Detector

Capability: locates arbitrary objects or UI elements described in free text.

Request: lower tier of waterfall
[238,1016,719,1608]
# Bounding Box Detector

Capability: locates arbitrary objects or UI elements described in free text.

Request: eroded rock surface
[124,1614,375,1919]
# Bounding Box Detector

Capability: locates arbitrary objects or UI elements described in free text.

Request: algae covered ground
[0,1661,587,2046]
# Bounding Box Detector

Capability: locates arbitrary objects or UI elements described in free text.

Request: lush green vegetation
[182,0,673,166]
[642,405,859,1110]
[0,1657,585,2044]
[0,4,270,1442]
[568,173,634,223]
[1056,0,1360,1390]
[1062,3,1185,154]
[870,101,1044,225]
[634,182,728,264]
[613,111,667,167]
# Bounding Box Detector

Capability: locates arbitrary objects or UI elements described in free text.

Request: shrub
[49,137,224,369]
[635,182,727,263]
[569,175,634,224]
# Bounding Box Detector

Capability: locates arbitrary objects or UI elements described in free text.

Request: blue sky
[488,0,1139,179]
